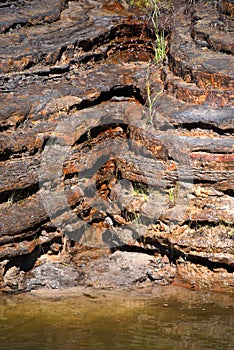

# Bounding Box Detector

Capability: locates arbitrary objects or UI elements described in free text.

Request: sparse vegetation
[131,0,166,125]
[154,30,166,63]
[146,68,163,125]
[133,182,149,197]
[150,0,166,63]
[168,186,175,203]
[129,0,152,7]
[7,189,29,206]
[130,0,166,63]
[167,184,180,205]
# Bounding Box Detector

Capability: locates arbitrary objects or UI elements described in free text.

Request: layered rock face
[0,0,233,293]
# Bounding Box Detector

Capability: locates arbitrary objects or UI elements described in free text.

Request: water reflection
[0,286,233,350]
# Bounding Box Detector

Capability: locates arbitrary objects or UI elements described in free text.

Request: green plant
[133,182,149,196]
[168,184,179,204]
[154,30,166,63]
[168,187,175,203]
[129,0,152,8]
[150,0,166,63]
[129,209,143,226]
[7,192,16,206]
[7,189,29,206]
[146,66,163,125]
[130,0,166,64]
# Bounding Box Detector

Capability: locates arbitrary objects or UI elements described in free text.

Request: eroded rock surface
[0,0,233,293]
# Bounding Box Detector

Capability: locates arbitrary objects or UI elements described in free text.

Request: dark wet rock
[0,0,233,293]
[25,261,82,291]
[80,251,176,288]
[0,0,67,34]
[1,259,82,293]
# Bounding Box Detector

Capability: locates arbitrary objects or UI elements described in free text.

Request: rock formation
[0,0,233,293]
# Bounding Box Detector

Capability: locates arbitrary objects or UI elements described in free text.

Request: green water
[0,286,233,350]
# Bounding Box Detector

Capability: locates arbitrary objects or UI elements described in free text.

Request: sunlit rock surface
[0,0,233,293]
